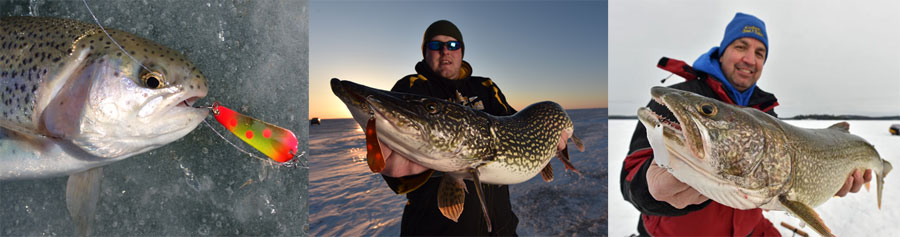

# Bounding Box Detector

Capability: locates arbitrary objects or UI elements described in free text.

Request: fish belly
[0,128,113,180]
[476,158,550,184]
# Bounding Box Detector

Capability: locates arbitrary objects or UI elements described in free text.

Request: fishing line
[81,0,153,74]
[81,0,306,168]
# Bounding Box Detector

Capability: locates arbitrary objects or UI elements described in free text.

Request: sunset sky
[309,0,608,119]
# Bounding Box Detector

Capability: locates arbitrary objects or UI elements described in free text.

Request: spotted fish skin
[0,16,90,131]
[331,78,577,184]
[0,16,208,179]
[638,86,892,236]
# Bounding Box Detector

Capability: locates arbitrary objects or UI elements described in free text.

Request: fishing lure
[82,0,300,164]
[210,102,299,163]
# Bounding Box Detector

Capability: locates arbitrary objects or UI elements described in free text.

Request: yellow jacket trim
[409,74,428,88]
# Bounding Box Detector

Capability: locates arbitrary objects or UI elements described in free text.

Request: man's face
[719,37,767,91]
[425,35,463,80]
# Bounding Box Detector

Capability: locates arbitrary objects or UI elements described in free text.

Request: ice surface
[0,0,309,236]
[609,119,900,237]
[309,108,608,236]
[308,119,403,236]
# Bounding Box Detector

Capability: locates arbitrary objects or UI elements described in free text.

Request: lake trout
[330,78,583,231]
[0,16,208,235]
[637,86,891,237]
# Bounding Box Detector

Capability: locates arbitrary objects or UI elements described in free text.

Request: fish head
[639,86,791,205]
[366,91,484,166]
[42,29,208,159]
[331,79,484,169]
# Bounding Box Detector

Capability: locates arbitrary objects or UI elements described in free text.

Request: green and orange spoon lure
[208,102,300,164]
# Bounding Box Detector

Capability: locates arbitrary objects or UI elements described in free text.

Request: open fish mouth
[154,93,208,119]
[641,105,682,132]
[647,87,711,161]
[179,97,201,107]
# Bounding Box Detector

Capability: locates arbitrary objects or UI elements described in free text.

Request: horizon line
[312,107,609,120]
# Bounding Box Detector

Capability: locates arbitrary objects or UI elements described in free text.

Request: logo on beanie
[742,25,765,38]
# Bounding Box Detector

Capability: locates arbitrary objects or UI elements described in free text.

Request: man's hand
[378,139,430,177]
[646,164,709,209]
[835,169,873,197]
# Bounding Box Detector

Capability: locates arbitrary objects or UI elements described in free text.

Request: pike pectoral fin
[437,175,466,222]
[470,169,493,233]
[389,169,435,194]
[365,118,386,173]
[66,167,103,237]
[778,195,833,237]
[540,163,554,182]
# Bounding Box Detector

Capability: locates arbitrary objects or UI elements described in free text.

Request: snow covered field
[609,119,900,236]
[310,108,608,236]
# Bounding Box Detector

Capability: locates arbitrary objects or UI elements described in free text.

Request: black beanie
[422,20,464,57]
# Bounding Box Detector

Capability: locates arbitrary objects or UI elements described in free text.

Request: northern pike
[330,78,583,231]
[0,16,208,235]
[637,86,891,236]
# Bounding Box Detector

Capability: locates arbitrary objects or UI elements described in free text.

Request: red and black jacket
[620,57,780,236]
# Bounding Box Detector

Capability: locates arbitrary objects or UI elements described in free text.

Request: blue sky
[310,0,608,119]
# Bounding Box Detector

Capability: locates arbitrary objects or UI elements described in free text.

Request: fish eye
[699,103,717,116]
[425,101,440,114]
[141,71,166,89]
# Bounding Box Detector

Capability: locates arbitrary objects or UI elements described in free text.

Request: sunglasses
[425,41,463,51]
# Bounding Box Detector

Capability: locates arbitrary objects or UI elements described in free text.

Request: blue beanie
[719,13,768,58]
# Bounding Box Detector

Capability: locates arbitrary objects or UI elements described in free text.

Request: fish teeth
[647,107,682,131]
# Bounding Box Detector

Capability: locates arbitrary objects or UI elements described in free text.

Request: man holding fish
[619,12,873,236]
[379,20,519,235]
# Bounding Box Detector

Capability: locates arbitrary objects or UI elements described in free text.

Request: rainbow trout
[637,86,891,236]
[330,78,583,231]
[0,16,208,235]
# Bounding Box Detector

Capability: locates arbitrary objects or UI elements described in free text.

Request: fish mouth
[179,96,201,107]
[158,89,208,117]
[331,78,380,125]
[331,78,426,135]
[638,106,682,132]
[331,78,369,107]
[647,86,707,160]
